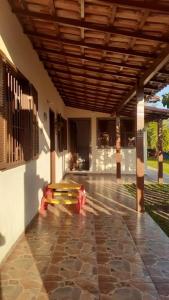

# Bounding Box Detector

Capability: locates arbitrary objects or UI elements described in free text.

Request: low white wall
[65,107,136,174]
[0,0,67,263]
[95,148,136,173]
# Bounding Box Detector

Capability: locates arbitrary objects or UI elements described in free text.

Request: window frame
[0,52,39,171]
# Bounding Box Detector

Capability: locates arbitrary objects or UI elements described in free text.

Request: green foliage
[147,120,169,152]
[147,122,157,149]
[147,158,169,174]
[162,93,169,108]
[163,120,169,152]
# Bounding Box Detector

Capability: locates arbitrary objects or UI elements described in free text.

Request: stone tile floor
[0,174,169,300]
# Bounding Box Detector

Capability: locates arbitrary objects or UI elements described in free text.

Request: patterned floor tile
[1,174,169,299]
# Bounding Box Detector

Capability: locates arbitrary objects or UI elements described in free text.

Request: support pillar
[116,115,121,180]
[136,83,144,212]
[157,119,163,184]
[144,123,148,175]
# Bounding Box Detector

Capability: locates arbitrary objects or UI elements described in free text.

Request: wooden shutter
[63,119,67,150]
[0,53,39,169]
[57,114,62,152]
[31,84,39,158]
[0,57,7,169]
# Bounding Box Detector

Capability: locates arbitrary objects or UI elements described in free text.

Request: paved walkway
[1,174,169,300]
[146,168,169,184]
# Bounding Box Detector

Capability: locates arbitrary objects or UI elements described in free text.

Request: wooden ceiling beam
[94,0,169,14]
[44,59,137,79]
[48,67,134,86]
[54,83,125,100]
[25,30,155,58]
[54,82,124,96]
[66,97,116,106]
[57,87,114,99]
[38,48,144,71]
[56,87,123,100]
[67,102,111,113]
[13,9,169,44]
[66,98,115,108]
[60,90,121,102]
[117,45,169,111]
[52,76,128,90]
[158,70,169,76]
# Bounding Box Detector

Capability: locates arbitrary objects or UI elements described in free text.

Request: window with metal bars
[0,53,39,170]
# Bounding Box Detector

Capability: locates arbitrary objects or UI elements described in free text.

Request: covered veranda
[1,174,169,299]
[8,0,169,212]
[1,1,169,299]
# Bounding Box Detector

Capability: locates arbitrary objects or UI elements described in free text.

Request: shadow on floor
[1,174,168,299]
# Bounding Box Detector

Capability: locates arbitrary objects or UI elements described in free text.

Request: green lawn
[147,158,169,175]
[125,183,169,236]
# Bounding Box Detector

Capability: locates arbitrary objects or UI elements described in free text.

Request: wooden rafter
[58,89,122,102]
[56,87,124,99]
[48,67,136,86]
[44,60,137,79]
[38,50,144,71]
[117,45,169,112]
[13,10,169,44]
[26,31,156,58]
[66,103,112,113]
[9,0,169,115]
[54,82,124,96]
[94,0,169,13]
[52,77,128,90]
[64,97,115,107]
[57,88,122,100]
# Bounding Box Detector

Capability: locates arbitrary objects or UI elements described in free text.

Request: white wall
[65,107,136,174]
[95,148,136,173]
[0,0,67,263]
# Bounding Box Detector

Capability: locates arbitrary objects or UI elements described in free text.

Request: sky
[147,85,169,108]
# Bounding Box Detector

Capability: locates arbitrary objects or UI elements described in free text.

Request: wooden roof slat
[52,77,128,90]
[62,91,121,103]
[57,87,122,99]
[66,103,112,113]
[45,61,137,80]
[57,88,122,101]
[13,9,169,44]
[49,67,133,86]
[66,96,120,104]
[64,97,116,106]
[54,82,125,96]
[56,86,124,98]
[92,0,169,14]
[117,44,169,112]
[8,0,169,115]
[26,31,156,58]
[53,76,155,95]
[38,48,143,70]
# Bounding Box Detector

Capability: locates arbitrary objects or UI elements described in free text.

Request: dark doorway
[49,109,56,183]
[68,118,91,171]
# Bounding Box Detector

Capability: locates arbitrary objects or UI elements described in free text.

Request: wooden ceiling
[145,106,169,121]
[9,0,169,115]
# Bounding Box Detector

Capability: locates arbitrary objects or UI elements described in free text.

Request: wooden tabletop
[48,183,81,190]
